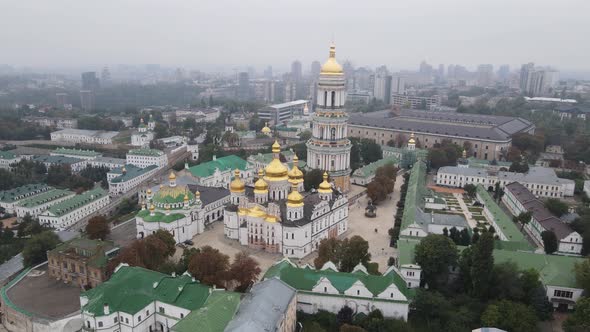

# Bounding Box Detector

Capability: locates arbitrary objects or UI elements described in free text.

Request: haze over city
[2,0,590,73]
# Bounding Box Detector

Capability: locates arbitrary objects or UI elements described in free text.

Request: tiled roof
[188,155,248,178]
[172,291,241,332]
[33,155,84,165]
[0,151,17,160]
[45,188,107,217]
[0,184,53,203]
[400,161,427,232]
[110,164,158,183]
[263,259,413,300]
[16,189,74,208]
[81,266,211,316]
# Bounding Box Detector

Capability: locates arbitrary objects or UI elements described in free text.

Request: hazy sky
[2,0,589,72]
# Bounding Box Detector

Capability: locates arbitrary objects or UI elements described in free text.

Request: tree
[541,230,558,254]
[574,258,590,295]
[22,231,60,266]
[314,238,342,269]
[481,300,538,332]
[17,214,44,237]
[336,306,354,327]
[339,236,371,272]
[228,252,261,292]
[107,231,176,274]
[414,234,458,289]
[514,211,532,231]
[411,290,450,330]
[188,246,230,288]
[544,198,569,217]
[299,130,312,141]
[85,215,110,240]
[151,229,176,257]
[459,228,471,246]
[563,296,590,332]
[340,324,366,332]
[470,231,495,299]
[367,180,389,203]
[304,169,324,191]
[375,163,397,180]
[463,184,477,198]
[509,158,529,173]
[359,139,382,164]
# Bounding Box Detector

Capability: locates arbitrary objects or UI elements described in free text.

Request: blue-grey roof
[0,254,23,285]
[224,278,296,332]
[438,166,575,187]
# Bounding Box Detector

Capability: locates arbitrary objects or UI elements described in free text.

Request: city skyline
[1,0,589,72]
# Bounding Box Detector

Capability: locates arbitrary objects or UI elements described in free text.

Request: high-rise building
[373,66,392,104]
[520,63,535,95]
[237,72,250,100]
[306,44,351,192]
[291,60,302,81]
[56,93,68,109]
[101,67,111,87]
[80,90,94,111]
[520,63,559,96]
[311,61,321,77]
[497,65,510,83]
[477,64,494,87]
[81,72,100,91]
[391,75,405,95]
[264,66,273,79]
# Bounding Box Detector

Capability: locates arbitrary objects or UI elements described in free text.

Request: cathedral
[131,114,156,147]
[223,45,351,258]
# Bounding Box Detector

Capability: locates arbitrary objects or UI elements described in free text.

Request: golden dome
[408,132,416,144]
[264,215,279,223]
[149,204,155,211]
[169,171,176,180]
[195,190,200,198]
[288,155,304,184]
[462,149,467,159]
[183,193,189,201]
[320,44,343,76]
[318,172,333,194]
[248,205,267,218]
[229,169,245,193]
[147,188,152,195]
[265,141,289,181]
[254,169,269,194]
[165,204,170,210]
[261,122,271,134]
[287,183,304,207]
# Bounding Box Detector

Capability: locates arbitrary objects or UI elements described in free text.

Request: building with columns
[223,140,349,259]
[306,44,352,193]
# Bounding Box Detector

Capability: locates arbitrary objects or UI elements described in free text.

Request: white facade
[14,191,75,218]
[187,143,199,161]
[126,149,168,168]
[50,129,118,145]
[108,165,159,195]
[38,190,110,231]
[436,166,575,198]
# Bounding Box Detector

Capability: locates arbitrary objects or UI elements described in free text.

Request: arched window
[324,91,327,107]
[331,127,336,140]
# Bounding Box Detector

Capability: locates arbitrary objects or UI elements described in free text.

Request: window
[181,313,184,318]
[554,290,573,298]
[98,322,103,328]
[138,316,141,322]
[114,317,118,323]
[159,307,165,314]
[324,287,327,292]
[125,318,129,324]
[357,290,360,295]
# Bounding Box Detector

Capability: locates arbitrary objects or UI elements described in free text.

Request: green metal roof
[82,266,211,316]
[352,156,399,178]
[110,165,158,183]
[0,184,53,203]
[136,209,187,223]
[476,185,531,246]
[467,157,511,168]
[263,259,414,300]
[171,291,241,332]
[127,148,164,156]
[16,189,74,208]
[189,155,248,178]
[0,151,17,160]
[400,161,427,234]
[53,148,101,157]
[45,188,107,217]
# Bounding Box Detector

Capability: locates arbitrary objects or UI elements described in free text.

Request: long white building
[126,149,167,168]
[38,188,110,230]
[436,165,575,198]
[14,189,75,218]
[107,164,159,195]
[50,129,119,145]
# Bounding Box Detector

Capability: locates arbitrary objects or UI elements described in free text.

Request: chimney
[212,155,217,161]
[103,303,110,315]
[171,272,176,277]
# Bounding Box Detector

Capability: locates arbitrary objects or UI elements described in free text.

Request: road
[67,148,190,232]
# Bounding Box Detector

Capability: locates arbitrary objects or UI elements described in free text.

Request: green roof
[397,238,420,266]
[110,164,158,183]
[16,189,74,208]
[136,209,187,223]
[492,249,586,288]
[263,259,414,301]
[172,291,241,332]
[353,156,399,178]
[0,151,17,160]
[400,161,427,234]
[0,184,53,203]
[45,188,107,217]
[189,155,248,178]
[467,157,511,168]
[49,238,116,268]
[53,148,101,157]
[82,266,211,316]
[476,185,531,246]
[127,148,164,157]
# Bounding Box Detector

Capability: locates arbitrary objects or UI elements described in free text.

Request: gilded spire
[287,182,304,207]
[229,169,246,193]
[318,172,333,194]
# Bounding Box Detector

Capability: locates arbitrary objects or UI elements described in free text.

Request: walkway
[454,193,478,229]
